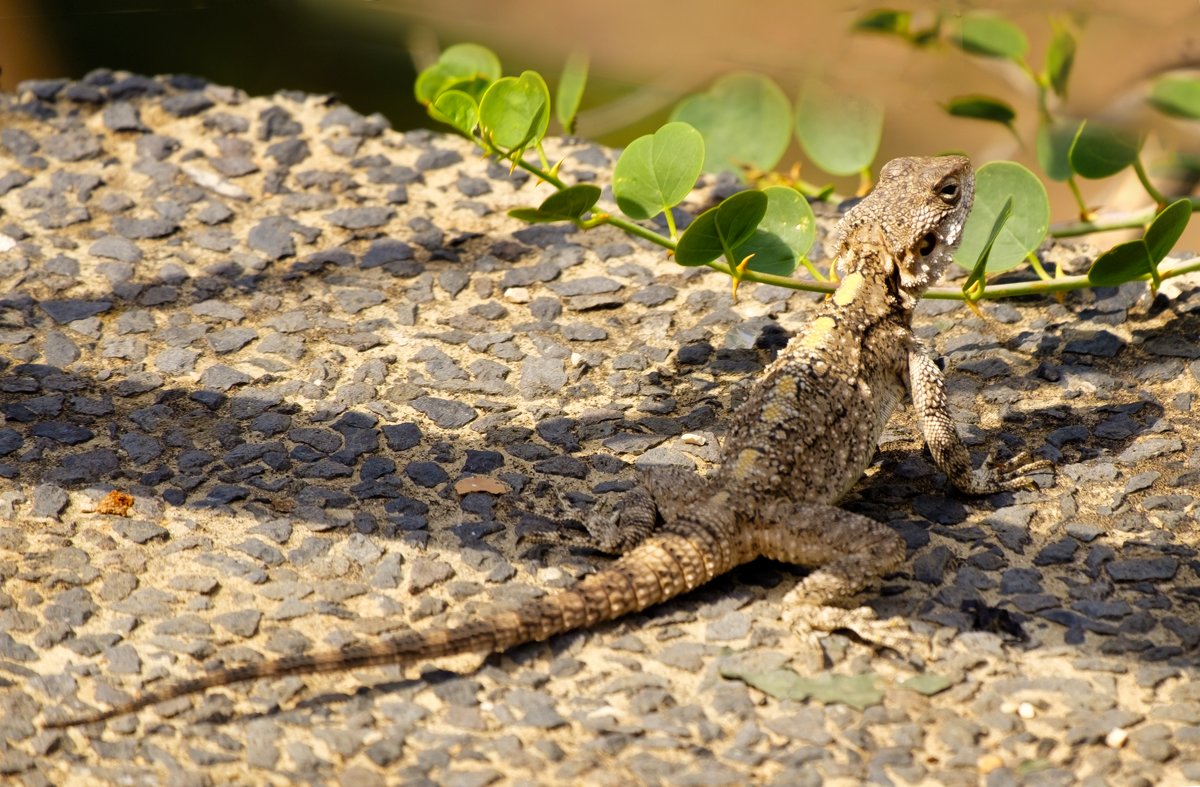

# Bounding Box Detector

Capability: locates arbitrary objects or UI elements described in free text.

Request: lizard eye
[918,232,937,256]
[937,180,960,204]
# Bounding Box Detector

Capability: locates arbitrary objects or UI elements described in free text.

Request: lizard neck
[828,251,914,330]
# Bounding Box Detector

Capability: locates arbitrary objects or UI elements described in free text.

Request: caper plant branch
[464,111,1199,303]
[1050,196,1200,237]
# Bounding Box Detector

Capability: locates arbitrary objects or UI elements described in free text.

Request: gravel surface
[2,71,1200,786]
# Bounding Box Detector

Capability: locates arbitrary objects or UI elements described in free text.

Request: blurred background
[2,0,1199,241]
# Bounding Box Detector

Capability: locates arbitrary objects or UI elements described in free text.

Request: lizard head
[834,155,974,308]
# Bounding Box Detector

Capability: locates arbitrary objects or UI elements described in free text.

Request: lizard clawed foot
[782,603,917,656]
[963,449,1053,494]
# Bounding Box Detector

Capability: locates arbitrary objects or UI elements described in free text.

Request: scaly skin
[44,155,1048,730]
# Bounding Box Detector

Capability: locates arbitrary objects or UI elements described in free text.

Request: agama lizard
[45,155,1046,729]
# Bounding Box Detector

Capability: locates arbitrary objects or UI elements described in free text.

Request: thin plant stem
[1132,155,1169,208]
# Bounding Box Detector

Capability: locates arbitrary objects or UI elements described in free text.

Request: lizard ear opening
[918,232,937,256]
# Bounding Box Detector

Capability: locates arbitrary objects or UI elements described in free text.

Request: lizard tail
[44,529,737,728]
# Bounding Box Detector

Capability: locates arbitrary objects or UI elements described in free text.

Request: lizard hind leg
[752,502,907,607]
[585,465,710,554]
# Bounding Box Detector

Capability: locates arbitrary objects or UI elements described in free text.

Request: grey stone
[42,331,81,367]
[89,235,143,263]
[40,299,112,324]
[518,357,566,398]
[120,432,164,464]
[208,327,257,353]
[112,215,178,239]
[333,287,386,314]
[248,216,300,259]
[0,428,23,456]
[31,421,94,444]
[214,609,262,638]
[406,558,455,596]
[43,130,103,162]
[325,206,394,229]
[163,91,214,117]
[383,423,422,451]
[31,484,68,518]
[199,364,252,390]
[113,519,169,544]
[405,461,448,488]
[102,101,149,132]
[1119,437,1184,464]
[361,238,414,268]
[154,347,201,375]
[1107,557,1178,582]
[46,448,119,483]
[1063,330,1124,357]
[409,396,476,429]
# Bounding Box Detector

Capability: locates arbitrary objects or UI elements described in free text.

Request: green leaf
[479,71,552,154]
[612,122,705,221]
[431,90,478,136]
[556,51,589,134]
[796,80,884,176]
[1036,118,1079,181]
[670,73,792,177]
[1144,198,1193,262]
[1087,239,1154,286]
[954,161,1049,272]
[719,663,884,710]
[508,184,602,224]
[731,186,815,276]
[675,190,768,266]
[962,197,1013,299]
[801,673,884,710]
[1149,76,1200,120]
[943,95,1016,128]
[1044,25,1076,98]
[439,43,502,82]
[900,673,954,696]
[950,14,1028,61]
[1069,121,1140,179]
[415,43,501,105]
[853,9,911,36]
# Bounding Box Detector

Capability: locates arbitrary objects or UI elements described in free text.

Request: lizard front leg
[908,342,1049,494]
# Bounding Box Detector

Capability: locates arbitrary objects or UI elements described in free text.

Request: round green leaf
[1087,239,1154,286]
[670,73,792,177]
[943,95,1016,127]
[431,90,478,136]
[414,43,501,105]
[612,122,705,221]
[1036,119,1079,181]
[731,186,815,276]
[675,190,768,266]
[440,43,501,82]
[479,71,551,153]
[509,184,601,224]
[1069,121,1140,179]
[1149,76,1200,120]
[795,80,883,176]
[950,14,1028,60]
[1044,26,1076,99]
[1144,199,1194,263]
[954,161,1049,272]
[556,51,589,134]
